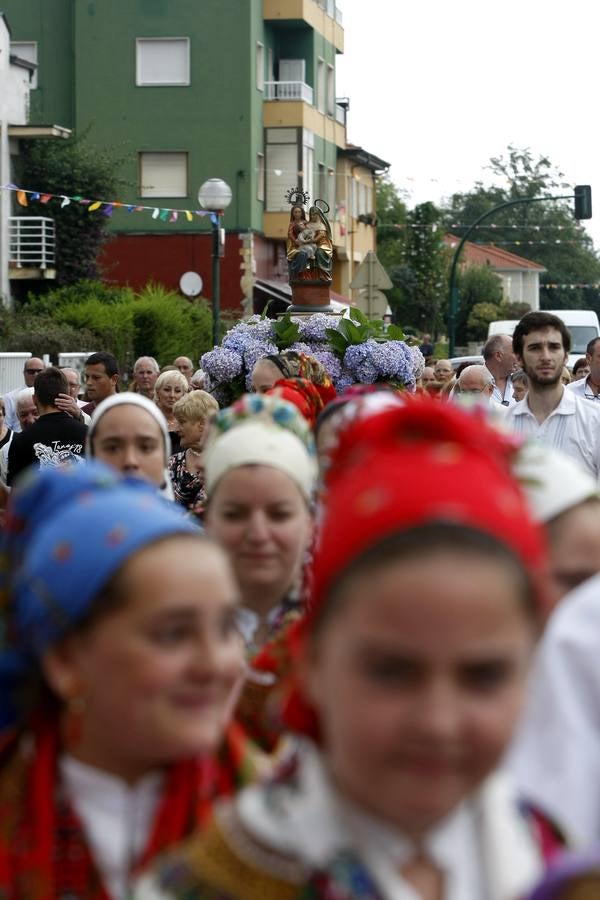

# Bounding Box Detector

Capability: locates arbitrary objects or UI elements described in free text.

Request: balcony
[9,216,57,279]
[264,1,344,52]
[265,80,314,103]
[315,0,343,23]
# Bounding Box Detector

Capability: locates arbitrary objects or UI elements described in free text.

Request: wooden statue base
[289,280,332,313]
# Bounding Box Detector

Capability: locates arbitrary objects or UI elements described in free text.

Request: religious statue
[285,188,333,312]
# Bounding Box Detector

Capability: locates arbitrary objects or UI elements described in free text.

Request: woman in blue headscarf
[0,463,257,900]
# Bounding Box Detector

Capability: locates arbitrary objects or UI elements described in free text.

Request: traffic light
[574,184,592,220]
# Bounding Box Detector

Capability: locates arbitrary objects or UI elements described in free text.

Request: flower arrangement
[201,310,425,406]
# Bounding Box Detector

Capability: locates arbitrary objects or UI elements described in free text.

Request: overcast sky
[336,0,600,252]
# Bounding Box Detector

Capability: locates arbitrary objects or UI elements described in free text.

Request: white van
[487,310,600,370]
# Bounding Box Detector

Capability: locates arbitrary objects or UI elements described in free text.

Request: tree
[467,302,502,341]
[441,146,600,314]
[454,264,503,344]
[374,176,407,322]
[16,133,125,285]
[398,202,448,336]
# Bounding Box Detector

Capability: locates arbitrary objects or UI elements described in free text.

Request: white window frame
[139,151,189,198]
[257,152,265,202]
[136,37,190,87]
[317,58,325,114]
[326,63,335,116]
[265,128,301,212]
[256,42,265,91]
[11,41,38,88]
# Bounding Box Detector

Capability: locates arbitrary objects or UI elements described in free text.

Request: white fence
[0,353,31,396]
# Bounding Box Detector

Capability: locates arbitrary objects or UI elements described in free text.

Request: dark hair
[34,367,69,407]
[85,351,119,377]
[312,523,536,635]
[573,356,590,375]
[586,337,600,356]
[512,312,571,356]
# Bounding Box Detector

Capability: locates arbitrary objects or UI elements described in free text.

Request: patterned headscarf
[284,396,548,739]
[0,462,198,729]
[265,351,337,407]
[266,377,324,427]
[203,393,317,502]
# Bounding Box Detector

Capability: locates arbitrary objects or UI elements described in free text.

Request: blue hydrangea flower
[242,339,278,390]
[410,345,426,379]
[288,342,314,357]
[200,346,243,382]
[343,341,380,384]
[334,373,355,393]
[296,313,344,343]
[222,318,275,352]
[311,347,343,381]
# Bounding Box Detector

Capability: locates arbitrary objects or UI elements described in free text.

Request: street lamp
[198,178,232,347]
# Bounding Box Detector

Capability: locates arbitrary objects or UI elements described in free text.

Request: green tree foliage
[467,302,503,341]
[374,176,407,321]
[16,134,125,284]
[398,202,448,336]
[454,264,504,344]
[441,146,600,313]
[2,281,213,370]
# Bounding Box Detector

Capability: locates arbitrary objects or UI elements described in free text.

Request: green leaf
[387,324,405,340]
[325,328,349,357]
[349,307,370,327]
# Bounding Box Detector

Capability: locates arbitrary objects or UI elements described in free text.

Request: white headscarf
[86,392,174,500]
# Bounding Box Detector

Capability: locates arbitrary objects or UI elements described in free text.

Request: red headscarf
[266,377,325,427]
[283,396,548,739]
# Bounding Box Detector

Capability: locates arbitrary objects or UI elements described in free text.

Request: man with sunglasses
[3,358,45,433]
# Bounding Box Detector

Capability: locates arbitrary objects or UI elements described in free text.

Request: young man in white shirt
[505,311,600,480]
[567,336,600,402]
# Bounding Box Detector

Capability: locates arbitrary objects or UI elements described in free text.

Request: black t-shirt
[7,412,87,486]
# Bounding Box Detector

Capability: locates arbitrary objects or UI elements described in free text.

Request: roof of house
[445,234,546,272]
[340,144,390,173]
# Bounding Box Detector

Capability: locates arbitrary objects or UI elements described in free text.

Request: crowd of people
[2,311,600,898]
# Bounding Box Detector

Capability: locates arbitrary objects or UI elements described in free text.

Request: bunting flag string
[542,283,600,290]
[381,222,588,231]
[1,183,218,225]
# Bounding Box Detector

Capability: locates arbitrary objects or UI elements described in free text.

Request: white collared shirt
[60,755,164,900]
[567,374,600,402]
[489,372,514,406]
[505,387,600,480]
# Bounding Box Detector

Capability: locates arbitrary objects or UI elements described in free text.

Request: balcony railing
[335,103,346,125]
[265,81,314,104]
[315,0,342,22]
[9,216,56,269]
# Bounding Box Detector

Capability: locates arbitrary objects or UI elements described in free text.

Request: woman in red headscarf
[138,398,564,900]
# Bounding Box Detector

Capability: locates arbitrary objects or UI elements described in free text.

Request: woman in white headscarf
[86,392,174,499]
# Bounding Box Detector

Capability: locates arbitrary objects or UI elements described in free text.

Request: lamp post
[198,178,232,347]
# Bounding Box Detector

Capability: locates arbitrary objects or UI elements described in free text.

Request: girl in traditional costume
[0,463,258,899]
[138,398,564,900]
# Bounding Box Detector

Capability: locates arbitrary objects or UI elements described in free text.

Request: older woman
[203,394,316,656]
[0,463,257,900]
[169,390,219,520]
[154,370,189,454]
[87,392,174,498]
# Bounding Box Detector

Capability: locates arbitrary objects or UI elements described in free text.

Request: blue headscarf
[0,462,199,729]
